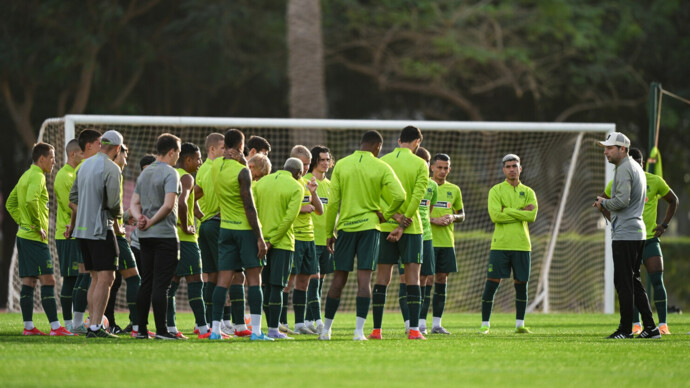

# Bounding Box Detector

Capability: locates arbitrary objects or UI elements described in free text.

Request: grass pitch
[1,312,689,387]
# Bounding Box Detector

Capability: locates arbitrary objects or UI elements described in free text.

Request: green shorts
[488,250,531,282]
[177,241,203,276]
[292,240,318,275]
[642,237,662,261]
[116,236,137,271]
[420,240,435,276]
[333,229,379,272]
[263,249,293,287]
[218,228,263,271]
[199,218,220,273]
[57,239,81,277]
[434,247,457,274]
[316,245,333,275]
[17,237,53,278]
[378,232,423,265]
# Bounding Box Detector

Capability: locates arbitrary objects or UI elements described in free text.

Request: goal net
[8,115,613,316]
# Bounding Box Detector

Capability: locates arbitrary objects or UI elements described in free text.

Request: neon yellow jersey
[176,168,197,242]
[379,148,428,234]
[420,179,438,241]
[254,170,303,251]
[196,158,220,222]
[212,157,252,231]
[488,180,537,251]
[54,164,77,240]
[304,173,330,246]
[6,165,49,244]
[430,181,463,248]
[293,177,315,242]
[605,172,670,239]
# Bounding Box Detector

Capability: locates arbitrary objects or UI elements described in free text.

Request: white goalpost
[8,115,614,314]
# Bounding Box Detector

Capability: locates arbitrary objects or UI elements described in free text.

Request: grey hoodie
[602,156,646,240]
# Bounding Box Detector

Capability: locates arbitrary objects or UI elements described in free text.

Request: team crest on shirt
[446,191,452,198]
[520,192,525,196]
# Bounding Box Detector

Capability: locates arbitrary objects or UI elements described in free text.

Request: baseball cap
[599,132,630,148]
[101,130,124,146]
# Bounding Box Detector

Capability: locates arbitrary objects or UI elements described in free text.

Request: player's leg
[399,234,424,339]
[419,240,435,334]
[150,238,181,339]
[630,241,658,338]
[480,251,509,333]
[268,250,296,340]
[320,230,357,339]
[85,232,119,338]
[280,274,296,332]
[432,247,457,334]
[370,231,397,338]
[305,273,319,330]
[294,241,318,334]
[105,272,122,331]
[235,229,271,341]
[641,238,668,333]
[354,229,379,340]
[199,219,220,327]
[311,245,333,333]
[135,238,155,338]
[398,265,409,332]
[71,266,90,334]
[57,239,78,330]
[20,276,41,335]
[229,271,250,336]
[167,275,181,335]
[185,273,208,337]
[512,251,531,333]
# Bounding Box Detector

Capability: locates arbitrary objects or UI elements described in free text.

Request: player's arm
[194,184,204,200]
[325,167,341,253]
[5,186,20,225]
[381,165,405,221]
[55,175,71,222]
[307,178,323,216]
[594,180,613,221]
[654,188,679,237]
[178,174,194,234]
[601,172,631,211]
[67,173,80,237]
[104,167,123,220]
[401,163,430,224]
[503,188,537,223]
[142,192,177,230]
[488,187,519,224]
[25,179,46,236]
[271,188,303,245]
[239,168,267,258]
[193,199,204,221]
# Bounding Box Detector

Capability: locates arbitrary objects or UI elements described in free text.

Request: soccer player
[210,129,269,341]
[412,147,438,334]
[370,125,428,340]
[321,130,405,341]
[480,154,537,334]
[130,133,184,340]
[254,157,305,339]
[303,145,334,334]
[282,145,323,335]
[248,153,272,181]
[194,133,227,331]
[167,142,210,339]
[594,132,658,339]
[104,144,142,335]
[54,139,83,331]
[601,147,677,335]
[69,128,102,334]
[428,153,465,334]
[245,135,271,158]
[7,142,74,336]
[69,130,124,338]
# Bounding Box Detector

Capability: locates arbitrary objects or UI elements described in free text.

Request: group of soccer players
[8,123,676,340]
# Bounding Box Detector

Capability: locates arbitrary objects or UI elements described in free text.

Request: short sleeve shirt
[430,181,463,248]
[135,161,181,239]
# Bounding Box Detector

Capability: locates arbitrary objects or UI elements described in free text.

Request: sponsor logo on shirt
[302,196,310,203]
[420,199,430,207]
[319,197,328,204]
[435,201,452,209]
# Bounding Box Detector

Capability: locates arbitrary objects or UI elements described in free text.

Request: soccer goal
[7,115,615,314]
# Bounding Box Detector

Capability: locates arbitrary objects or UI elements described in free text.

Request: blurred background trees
[1,0,688,308]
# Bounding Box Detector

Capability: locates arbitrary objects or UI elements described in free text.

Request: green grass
[1,312,689,387]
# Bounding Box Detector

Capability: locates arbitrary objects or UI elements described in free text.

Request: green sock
[212,286,228,322]
[223,305,232,322]
[280,292,289,325]
[125,275,140,324]
[73,274,90,313]
[268,285,283,328]
[398,283,409,322]
[481,280,500,322]
[306,278,319,322]
[293,289,307,325]
[649,272,667,323]
[187,281,207,327]
[324,297,340,320]
[262,284,270,319]
[248,286,263,315]
[407,285,421,328]
[356,296,370,319]
[167,281,179,327]
[372,284,387,329]
[514,282,528,321]
[20,285,34,322]
[40,286,59,323]
[432,283,447,318]
[229,285,245,325]
[420,285,433,322]
[204,282,216,325]
[60,276,77,321]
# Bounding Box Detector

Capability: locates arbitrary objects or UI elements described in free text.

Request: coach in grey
[130,133,183,340]
[594,132,659,339]
[69,129,123,338]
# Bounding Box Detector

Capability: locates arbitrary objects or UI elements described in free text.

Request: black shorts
[79,230,119,271]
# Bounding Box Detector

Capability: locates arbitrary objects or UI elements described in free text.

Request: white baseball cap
[599,132,630,148]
